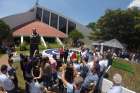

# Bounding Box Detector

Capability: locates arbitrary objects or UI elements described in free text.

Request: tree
[87,22,96,31]
[87,22,104,40]
[0,20,10,42]
[89,7,140,51]
[88,30,103,40]
[69,29,84,47]
[69,29,84,40]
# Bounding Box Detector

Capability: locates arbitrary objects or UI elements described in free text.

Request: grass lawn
[0,51,4,58]
[48,43,62,48]
[112,59,135,74]
[108,59,140,93]
[0,54,2,58]
[13,62,25,93]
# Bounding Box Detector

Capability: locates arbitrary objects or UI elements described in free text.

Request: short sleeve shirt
[66,83,73,93]
[99,59,108,72]
[82,72,99,88]
[0,74,15,91]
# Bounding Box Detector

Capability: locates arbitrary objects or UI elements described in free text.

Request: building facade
[1,5,92,36]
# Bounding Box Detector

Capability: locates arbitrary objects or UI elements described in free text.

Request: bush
[39,44,47,50]
[20,43,29,51]
[48,43,62,48]
[69,29,84,40]
[16,42,62,51]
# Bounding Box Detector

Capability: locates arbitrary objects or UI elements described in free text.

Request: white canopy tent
[92,39,124,54]
[103,39,124,49]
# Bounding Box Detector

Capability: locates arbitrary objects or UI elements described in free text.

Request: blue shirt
[66,83,73,93]
[82,72,99,88]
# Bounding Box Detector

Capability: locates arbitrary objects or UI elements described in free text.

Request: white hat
[113,73,122,84]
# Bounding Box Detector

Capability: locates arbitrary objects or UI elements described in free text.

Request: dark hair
[42,57,49,62]
[1,65,7,73]
[53,54,57,60]
[33,66,40,77]
[65,66,74,83]
[9,53,13,59]
[0,87,5,92]
[42,57,49,66]
[8,58,13,64]
[33,29,37,35]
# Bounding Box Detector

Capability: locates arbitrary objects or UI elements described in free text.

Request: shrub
[20,43,29,51]
[48,43,62,49]
[39,44,47,50]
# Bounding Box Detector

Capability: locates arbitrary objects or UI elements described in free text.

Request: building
[0,4,92,46]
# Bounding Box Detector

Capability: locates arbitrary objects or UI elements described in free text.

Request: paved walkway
[0,54,8,65]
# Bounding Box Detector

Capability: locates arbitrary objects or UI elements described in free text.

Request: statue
[30,28,40,57]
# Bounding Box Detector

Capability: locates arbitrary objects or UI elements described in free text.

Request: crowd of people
[0,46,123,93]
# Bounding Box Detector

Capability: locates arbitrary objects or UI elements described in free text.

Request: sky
[0,0,136,25]
[128,0,140,8]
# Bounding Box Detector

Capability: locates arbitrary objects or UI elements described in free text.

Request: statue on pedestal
[30,28,40,57]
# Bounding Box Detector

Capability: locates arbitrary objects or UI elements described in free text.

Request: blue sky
[0,0,133,25]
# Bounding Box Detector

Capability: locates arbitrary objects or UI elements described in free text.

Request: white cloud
[128,0,140,8]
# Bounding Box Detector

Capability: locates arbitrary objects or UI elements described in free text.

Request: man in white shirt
[107,73,122,93]
[99,59,108,72]
[0,65,15,93]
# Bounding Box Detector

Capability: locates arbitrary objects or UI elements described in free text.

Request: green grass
[0,54,3,57]
[112,59,135,74]
[13,62,25,93]
[109,59,140,93]
[16,42,62,52]
[48,43,62,48]
[16,50,29,55]
[0,51,5,58]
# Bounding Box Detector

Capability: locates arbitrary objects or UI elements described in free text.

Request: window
[36,7,42,20]
[59,16,67,33]
[50,13,58,29]
[68,21,76,34]
[43,10,50,24]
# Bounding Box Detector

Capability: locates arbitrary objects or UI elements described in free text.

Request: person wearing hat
[107,73,122,93]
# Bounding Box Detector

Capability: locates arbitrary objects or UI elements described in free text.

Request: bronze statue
[30,28,40,57]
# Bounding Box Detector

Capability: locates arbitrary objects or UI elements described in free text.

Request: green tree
[87,22,104,40]
[88,30,103,40]
[69,29,84,47]
[87,22,96,31]
[89,7,140,51]
[69,29,84,40]
[0,20,10,42]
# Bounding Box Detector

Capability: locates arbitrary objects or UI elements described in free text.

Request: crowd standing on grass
[0,45,124,93]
